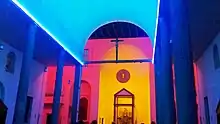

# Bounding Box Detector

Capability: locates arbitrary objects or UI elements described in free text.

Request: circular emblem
[116,69,130,83]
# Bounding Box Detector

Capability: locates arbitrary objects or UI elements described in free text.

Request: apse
[11,0,160,64]
[98,44,151,123]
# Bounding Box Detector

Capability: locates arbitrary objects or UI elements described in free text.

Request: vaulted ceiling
[189,0,220,60]
[0,0,220,65]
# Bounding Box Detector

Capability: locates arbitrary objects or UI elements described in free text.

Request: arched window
[78,97,88,121]
[0,82,5,101]
[5,52,16,73]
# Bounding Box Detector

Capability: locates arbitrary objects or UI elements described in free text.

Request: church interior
[0,0,220,124]
[42,22,155,124]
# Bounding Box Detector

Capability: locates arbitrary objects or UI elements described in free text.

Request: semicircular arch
[85,20,152,45]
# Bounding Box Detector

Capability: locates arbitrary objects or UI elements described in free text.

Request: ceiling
[13,0,158,64]
[0,0,220,65]
[0,0,77,66]
[189,0,220,60]
[0,0,149,66]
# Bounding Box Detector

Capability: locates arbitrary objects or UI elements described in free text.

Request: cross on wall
[111,37,124,62]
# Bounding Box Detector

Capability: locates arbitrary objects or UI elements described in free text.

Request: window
[5,52,16,73]
[24,96,33,123]
[84,49,89,67]
[213,44,220,69]
[84,49,89,61]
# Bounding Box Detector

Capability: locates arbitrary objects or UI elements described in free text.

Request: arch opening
[87,21,150,41]
[82,21,155,123]
[86,21,151,45]
[84,21,153,62]
[69,80,91,122]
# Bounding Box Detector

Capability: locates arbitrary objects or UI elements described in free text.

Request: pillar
[154,18,176,124]
[13,23,37,124]
[170,0,198,123]
[154,31,163,124]
[51,49,65,124]
[71,63,83,124]
[161,17,176,124]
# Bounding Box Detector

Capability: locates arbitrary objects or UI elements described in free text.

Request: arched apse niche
[83,19,156,58]
[84,21,153,61]
[0,82,5,101]
[98,44,152,124]
[86,20,151,41]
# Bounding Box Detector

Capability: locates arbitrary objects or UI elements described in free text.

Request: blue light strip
[152,0,161,64]
[11,0,84,65]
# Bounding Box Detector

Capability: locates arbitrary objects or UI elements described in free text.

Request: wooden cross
[111,37,124,61]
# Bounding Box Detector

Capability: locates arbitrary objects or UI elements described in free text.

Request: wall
[85,37,155,122]
[28,60,48,124]
[196,32,220,124]
[42,66,74,124]
[0,40,47,124]
[98,44,151,124]
[43,37,155,124]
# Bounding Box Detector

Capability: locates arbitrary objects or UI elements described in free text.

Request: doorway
[114,88,134,124]
[78,97,89,121]
[46,113,52,124]
[204,96,210,124]
[0,82,5,102]
[0,99,7,124]
[216,100,220,124]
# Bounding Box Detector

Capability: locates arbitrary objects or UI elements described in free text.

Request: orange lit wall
[98,44,151,123]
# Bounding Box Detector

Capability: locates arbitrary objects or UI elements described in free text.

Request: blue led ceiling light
[12,0,160,65]
[152,0,161,64]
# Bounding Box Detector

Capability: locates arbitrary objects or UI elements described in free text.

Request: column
[71,63,83,124]
[154,30,163,124]
[13,23,37,124]
[170,0,198,123]
[160,17,176,124]
[51,49,65,124]
[154,18,176,124]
